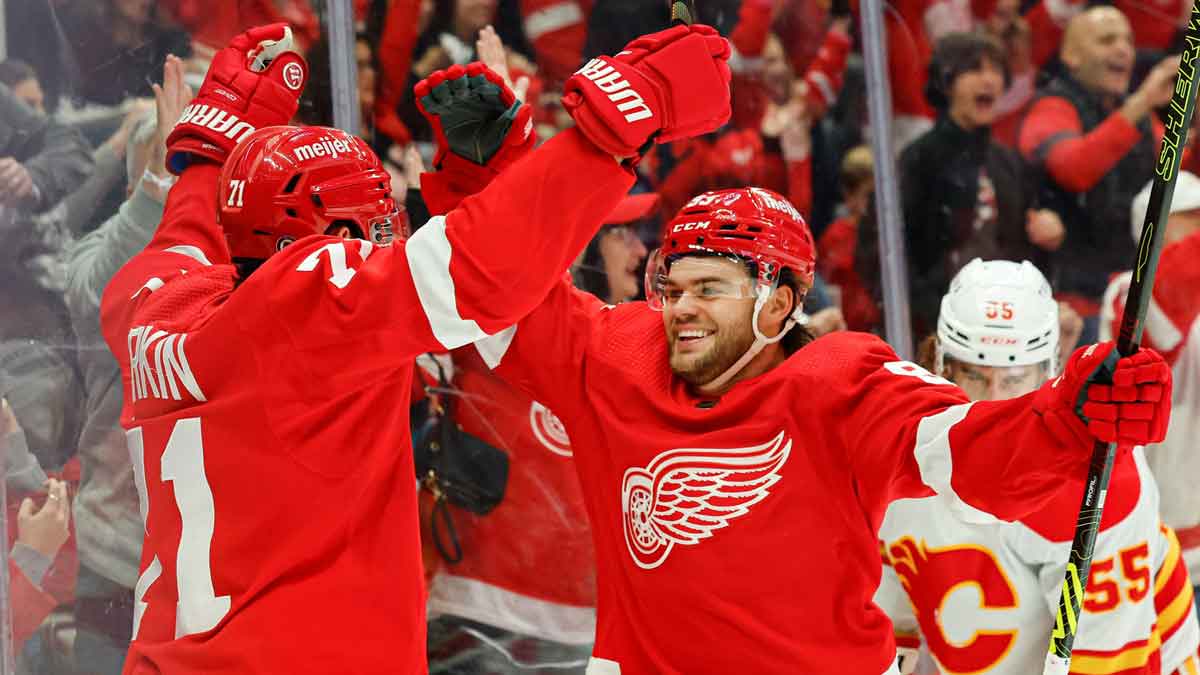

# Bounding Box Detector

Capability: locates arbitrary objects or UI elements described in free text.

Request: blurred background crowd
[0,0,1197,673]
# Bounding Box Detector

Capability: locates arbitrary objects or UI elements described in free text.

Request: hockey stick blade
[1044,4,1200,673]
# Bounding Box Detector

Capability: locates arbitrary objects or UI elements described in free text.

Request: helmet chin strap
[696,285,802,396]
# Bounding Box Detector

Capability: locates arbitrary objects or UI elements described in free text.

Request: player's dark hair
[777,268,814,355]
[924,32,1010,111]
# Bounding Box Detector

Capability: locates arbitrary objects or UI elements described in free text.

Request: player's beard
[668,312,757,387]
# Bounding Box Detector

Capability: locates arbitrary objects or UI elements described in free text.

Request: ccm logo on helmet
[672,220,711,233]
[980,336,1018,345]
[177,104,256,143]
[576,58,653,123]
[295,137,354,163]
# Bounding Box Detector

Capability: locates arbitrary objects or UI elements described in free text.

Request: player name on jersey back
[127,325,206,403]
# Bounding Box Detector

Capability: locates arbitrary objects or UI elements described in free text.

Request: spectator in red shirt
[1018,6,1177,337]
[818,146,880,332]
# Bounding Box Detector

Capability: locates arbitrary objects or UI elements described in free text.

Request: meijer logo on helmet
[577,58,654,123]
[294,137,354,163]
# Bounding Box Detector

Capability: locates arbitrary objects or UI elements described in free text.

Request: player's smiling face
[662,256,758,386]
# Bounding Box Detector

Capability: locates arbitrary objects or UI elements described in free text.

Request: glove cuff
[420,155,498,215]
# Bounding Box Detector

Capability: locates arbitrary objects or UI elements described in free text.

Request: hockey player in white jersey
[876,258,1200,675]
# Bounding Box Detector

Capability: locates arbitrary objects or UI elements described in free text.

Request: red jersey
[474,280,1098,674]
[425,350,597,643]
[99,129,632,674]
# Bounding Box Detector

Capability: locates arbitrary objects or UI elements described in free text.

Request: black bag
[414,356,509,563]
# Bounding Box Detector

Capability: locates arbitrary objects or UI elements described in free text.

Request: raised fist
[166,24,309,173]
[562,24,731,160]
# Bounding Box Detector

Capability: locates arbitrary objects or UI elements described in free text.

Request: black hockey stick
[670,0,697,25]
[1043,8,1200,674]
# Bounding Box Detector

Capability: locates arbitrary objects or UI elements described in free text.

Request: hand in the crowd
[413,45,451,79]
[1035,342,1172,447]
[1057,301,1083,364]
[0,157,35,207]
[152,54,193,175]
[17,479,70,560]
[108,99,155,159]
[402,145,426,191]
[1026,208,1065,250]
[476,25,530,102]
[0,398,19,437]
[165,24,308,174]
[807,307,847,336]
[760,98,808,139]
[1123,55,1181,122]
[562,24,731,159]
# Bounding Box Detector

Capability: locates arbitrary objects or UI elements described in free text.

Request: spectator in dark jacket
[861,33,1061,334]
[1018,6,1177,338]
[0,83,92,214]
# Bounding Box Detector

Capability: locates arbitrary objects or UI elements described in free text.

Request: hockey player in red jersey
[875,259,1199,675]
[98,22,732,674]
[464,186,1174,674]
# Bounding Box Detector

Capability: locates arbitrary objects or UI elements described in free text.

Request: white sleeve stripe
[163,245,212,266]
[405,216,488,349]
[475,324,517,369]
[523,2,583,40]
[807,71,836,106]
[912,402,999,525]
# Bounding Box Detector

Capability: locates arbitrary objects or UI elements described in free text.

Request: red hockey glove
[1034,342,1172,447]
[166,24,308,174]
[415,62,535,214]
[562,24,731,159]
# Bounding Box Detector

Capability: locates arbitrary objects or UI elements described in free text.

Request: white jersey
[1102,230,1200,582]
[876,448,1200,674]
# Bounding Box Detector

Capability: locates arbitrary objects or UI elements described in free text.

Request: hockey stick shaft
[670,0,697,25]
[1044,7,1200,673]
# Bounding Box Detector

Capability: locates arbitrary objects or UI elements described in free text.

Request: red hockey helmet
[645,187,815,309]
[218,125,404,261]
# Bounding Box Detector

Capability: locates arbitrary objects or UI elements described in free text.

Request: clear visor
[644,249,760,311]
[942,357,1051,401]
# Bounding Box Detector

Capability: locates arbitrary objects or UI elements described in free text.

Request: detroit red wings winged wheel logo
[622,432,791,570]
[529,401,572,456]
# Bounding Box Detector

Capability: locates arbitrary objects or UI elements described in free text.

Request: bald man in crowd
[1018,6,1178,342]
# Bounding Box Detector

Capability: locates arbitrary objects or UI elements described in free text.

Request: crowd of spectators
[0,0,1197,673]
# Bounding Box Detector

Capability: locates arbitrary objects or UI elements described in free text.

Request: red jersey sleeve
[1018,96,1147,193]
[99,163,234,355]
[374,0,421,146]
[10,561,57,647]
[807,332,1093,527]
[238,128,632,364]
[468,277,608,421]
[1106,232,1200,366]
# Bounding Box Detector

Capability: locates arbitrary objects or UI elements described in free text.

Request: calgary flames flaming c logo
[886,537,1019,673]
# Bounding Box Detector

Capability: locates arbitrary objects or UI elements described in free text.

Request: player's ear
[760,283,795,334]
[326,224,353,239]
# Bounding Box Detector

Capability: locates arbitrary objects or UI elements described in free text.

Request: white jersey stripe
[406,216,488,349]
[912,402,999,525]
[475,324,517,369]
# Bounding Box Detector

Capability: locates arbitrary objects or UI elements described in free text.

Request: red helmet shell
[659,187,815,286]
[219,125,402,261]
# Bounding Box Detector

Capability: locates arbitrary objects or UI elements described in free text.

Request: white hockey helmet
[936,258,1059,376]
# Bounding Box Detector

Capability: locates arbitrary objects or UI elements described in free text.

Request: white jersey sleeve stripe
[405,216,488,349]
[523,2,583,40]
[912,402,1000,525]
[475,325,517,370]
